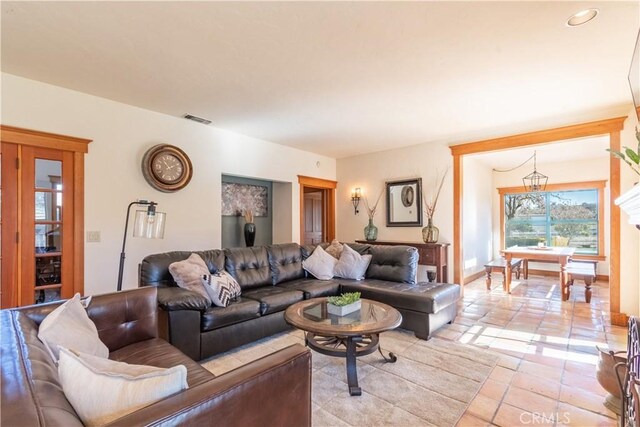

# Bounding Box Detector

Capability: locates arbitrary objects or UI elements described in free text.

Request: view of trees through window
[504,189,599,255]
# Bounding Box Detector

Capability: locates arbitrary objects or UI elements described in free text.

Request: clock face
[152,153,184,184]
[141,144,193,192]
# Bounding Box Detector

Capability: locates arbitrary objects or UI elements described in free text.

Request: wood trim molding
[297,175,337,189]
[497,180,607,195]
[453,154,463,286]
[1,125,92,153]
[298,175,337,244]
[611,312,629,327]
[463,269,485,284]
[610,130,621,316]
[449,117,627,156]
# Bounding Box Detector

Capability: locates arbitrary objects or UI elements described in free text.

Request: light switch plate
[86,231,100,242]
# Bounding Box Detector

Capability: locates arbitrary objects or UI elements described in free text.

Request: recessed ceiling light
[566,8,599,27]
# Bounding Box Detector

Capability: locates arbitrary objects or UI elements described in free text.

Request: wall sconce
[351,188,362,214]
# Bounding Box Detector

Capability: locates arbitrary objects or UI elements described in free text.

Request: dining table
[500,246,576,300]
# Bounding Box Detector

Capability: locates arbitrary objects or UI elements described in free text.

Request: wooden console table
[355,240,450,283]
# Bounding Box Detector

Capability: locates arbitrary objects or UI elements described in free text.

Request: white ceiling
[470,134,609,169]
[1,1,638,158]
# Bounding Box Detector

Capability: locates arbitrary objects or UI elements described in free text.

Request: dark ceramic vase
[244,223,256,247]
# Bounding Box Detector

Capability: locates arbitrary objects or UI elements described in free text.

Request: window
[499,181,605,258]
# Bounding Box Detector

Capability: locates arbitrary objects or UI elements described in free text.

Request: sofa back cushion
[224,247,272,289]
[267,243,305,285]
[366,245,418,284]
[139,250,225,287]
[1,310,84,427]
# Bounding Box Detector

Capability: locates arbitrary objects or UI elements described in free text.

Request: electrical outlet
[86,231,100,242]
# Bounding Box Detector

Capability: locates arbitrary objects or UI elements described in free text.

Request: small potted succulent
[327,292,361,316]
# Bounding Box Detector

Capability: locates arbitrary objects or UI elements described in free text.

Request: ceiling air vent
[183,114,212,125]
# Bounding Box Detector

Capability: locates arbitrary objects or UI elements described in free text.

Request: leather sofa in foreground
[0,287,311,427]
[140,242,461,361]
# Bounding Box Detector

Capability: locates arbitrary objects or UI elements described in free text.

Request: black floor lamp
[117,200,166,291]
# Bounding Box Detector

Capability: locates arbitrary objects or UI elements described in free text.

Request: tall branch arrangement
[243,209,254,223]
[363,189,384,220]
[423,169,448,220]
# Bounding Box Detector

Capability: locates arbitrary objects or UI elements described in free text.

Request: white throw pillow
[334,245,373,281]
[201,271,242,307]
[168,253,212,304]
[302,245,338,280]
[38,293,109,362]
[58,348,188,427]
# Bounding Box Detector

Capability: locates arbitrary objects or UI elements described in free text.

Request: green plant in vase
[327,292,361,306]
[327,292,362,316]
[363,190,383,241]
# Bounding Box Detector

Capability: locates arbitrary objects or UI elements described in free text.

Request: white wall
[1,73,336,295]
[336,143,453,282]
[462,156,494,277]
[491,156,611,275]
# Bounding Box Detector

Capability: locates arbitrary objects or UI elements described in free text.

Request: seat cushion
[242,287,304,315]
[200,297,261,332]
[340,280,460,314]
[276,278,341,299]
[109,338,215,388]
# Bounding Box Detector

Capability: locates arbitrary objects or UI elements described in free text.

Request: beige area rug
[201,328,498,426]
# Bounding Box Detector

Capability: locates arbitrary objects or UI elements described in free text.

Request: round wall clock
[141,144,193,192]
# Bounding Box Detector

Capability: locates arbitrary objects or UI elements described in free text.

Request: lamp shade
[133,209,166,239]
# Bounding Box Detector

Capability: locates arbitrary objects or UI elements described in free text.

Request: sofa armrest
[157,287,210,311]
[104,344,312,427]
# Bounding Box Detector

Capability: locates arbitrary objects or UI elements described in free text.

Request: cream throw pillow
[302,245,338,280]
[38,293,109,362]
[169,253,212,304]
[334,244,372,280]
[58,348,188,426]
[201,271,242,307]
[325,239,344,259]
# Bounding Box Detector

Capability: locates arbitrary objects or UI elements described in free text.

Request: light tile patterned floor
[450,274,625,427]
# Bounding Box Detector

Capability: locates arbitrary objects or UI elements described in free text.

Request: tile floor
[449,274,626,427]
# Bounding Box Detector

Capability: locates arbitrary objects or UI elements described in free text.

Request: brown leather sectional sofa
[140,242,461,361]
[0,287,312,427]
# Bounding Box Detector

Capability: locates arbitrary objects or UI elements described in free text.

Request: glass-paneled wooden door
[1,125,90,308]
[1,143,19,308]
[21,146,75,304]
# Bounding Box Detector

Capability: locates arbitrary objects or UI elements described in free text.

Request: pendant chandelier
[522,151,548,192]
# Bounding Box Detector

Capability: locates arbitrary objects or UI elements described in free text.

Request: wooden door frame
[1,125,91,306]
[449,116,627,325]
[298,175,337,243]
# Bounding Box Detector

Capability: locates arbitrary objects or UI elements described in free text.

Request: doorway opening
[450,117,627,325]
[298,175,336,245]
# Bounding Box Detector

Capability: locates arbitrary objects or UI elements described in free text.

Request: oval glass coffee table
[284,298,402,396]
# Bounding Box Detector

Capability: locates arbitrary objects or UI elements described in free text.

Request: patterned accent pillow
[201,271,242,307]
[325,239,344,259]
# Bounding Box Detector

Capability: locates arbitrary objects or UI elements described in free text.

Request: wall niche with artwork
[221,175,273,248]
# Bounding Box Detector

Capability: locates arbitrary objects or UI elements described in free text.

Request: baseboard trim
[463,270,485,285]
[611,312,629,327]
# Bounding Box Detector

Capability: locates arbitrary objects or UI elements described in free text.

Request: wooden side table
[355,240,450,283]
